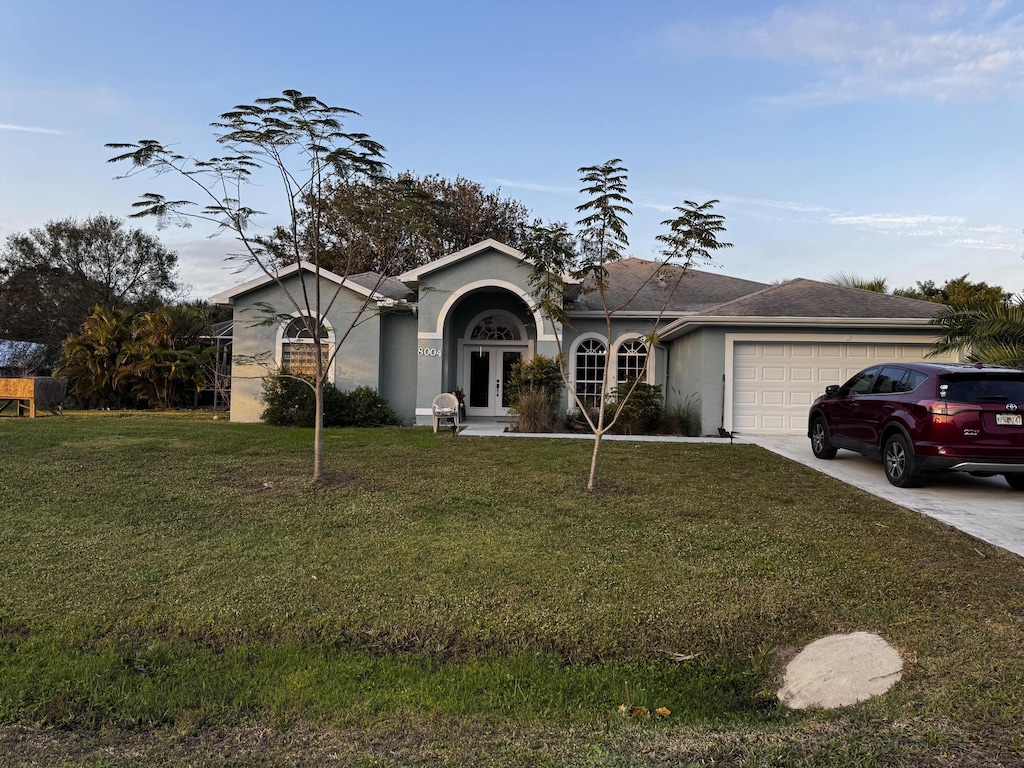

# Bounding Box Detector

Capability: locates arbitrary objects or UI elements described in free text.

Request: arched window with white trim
[280,316,331,377]
[616,338,649,384]
[469,313,522,341]
[574,337,606,408]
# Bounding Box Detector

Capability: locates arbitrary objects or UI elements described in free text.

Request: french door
[463,345,525,417]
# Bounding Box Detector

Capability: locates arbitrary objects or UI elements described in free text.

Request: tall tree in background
[524,160,732,490]
[825,271,1014,306]
[303,173,531,275]
[0,214,180,368]
[107,90,387,482]
[894,274,1014,305]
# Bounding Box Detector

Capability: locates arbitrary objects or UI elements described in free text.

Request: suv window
[871,367,927,394]
[872,366,908,394]
[941,374,1024,403]
[840,367,878,396]
[905,370,928,392]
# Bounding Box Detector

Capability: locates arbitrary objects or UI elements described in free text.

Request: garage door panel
[732,341,944,436]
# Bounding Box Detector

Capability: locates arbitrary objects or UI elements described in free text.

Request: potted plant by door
[453,388,466,421]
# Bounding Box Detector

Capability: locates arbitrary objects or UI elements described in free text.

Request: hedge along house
[211,239,956,436]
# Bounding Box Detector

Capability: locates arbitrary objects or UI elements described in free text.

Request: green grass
[1,413,1024,765]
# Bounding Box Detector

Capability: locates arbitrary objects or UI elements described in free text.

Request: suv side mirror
[825,385,841,397]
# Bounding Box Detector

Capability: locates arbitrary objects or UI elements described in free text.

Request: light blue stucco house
[211,239,953,436]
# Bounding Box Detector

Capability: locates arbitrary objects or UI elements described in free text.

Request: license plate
[996,413,1022,426]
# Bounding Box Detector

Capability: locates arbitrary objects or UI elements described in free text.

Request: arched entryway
[458,310,531,417]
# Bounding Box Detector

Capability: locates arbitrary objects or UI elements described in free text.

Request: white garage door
[731,341,957,436]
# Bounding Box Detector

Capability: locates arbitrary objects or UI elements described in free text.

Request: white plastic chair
[431,392,461,433]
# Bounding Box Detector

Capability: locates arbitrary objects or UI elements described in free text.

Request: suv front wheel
[884,433,923,488]
[810,417,837,460]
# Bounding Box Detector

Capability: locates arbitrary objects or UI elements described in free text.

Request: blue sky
[2,0,1023,299]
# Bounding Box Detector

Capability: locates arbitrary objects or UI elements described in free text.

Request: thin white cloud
[713,191,1018,250]
[492,178,576,195]
[663,1,1024,104]
[0,123,65,135]
[718,194,833,215]
[826,210,1020,250]
[828,213,965,231]
[946,236,1019,250]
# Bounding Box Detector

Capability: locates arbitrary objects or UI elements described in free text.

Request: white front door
[463,345,526,417]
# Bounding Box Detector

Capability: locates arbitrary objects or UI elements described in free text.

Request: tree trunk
[587,431,603,491]
[313,379,324,483]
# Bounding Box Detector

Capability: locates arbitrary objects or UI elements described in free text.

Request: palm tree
[118,305,211,408]
[929,296,1024,367]
[825,272,889,293]
[57,306,134,408]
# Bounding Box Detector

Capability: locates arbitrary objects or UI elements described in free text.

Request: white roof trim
[659,315,937,340]
[209,261,386,304]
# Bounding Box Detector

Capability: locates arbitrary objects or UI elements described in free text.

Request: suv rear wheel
[884,433,923,488]
[810,417,837,460]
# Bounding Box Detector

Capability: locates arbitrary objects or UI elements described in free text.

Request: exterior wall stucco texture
[227,274,386,423]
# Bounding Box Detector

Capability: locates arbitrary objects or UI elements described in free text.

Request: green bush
[337,386,403,427]
[260,373,317,427]
[606,380,663,435]
[507,355,564,410]
[260,372,402,428]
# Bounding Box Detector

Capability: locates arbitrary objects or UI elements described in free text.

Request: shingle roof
[572,259,769,313]
[347,272,416,301]
[699,278,943,318]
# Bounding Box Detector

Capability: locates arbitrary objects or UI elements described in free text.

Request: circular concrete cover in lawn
[777,631,903,709]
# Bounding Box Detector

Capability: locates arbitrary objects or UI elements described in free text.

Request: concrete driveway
[747,436,1024,559]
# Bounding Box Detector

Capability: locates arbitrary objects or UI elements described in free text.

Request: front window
[574,338,606,408]
[281,316,330,377]
[616,339,648,384]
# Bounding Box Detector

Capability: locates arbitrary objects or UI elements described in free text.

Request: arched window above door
[468,313,522,341]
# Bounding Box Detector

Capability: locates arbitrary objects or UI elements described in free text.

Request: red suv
[808,362,1024,489]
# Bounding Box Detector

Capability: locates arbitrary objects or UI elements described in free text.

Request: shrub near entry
[508,355,565,433]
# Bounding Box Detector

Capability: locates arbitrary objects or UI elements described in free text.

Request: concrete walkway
[459,422,1024,558]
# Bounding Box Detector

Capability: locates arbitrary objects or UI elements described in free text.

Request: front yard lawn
[1,414,1023,766]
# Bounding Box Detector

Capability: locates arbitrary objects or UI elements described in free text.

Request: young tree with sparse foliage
[107,90,389,482]
[523,159,732,491]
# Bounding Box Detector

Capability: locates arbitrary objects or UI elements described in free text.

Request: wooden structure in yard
[0,377,67,418]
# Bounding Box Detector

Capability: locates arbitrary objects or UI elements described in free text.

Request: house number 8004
[418,348,442,357]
